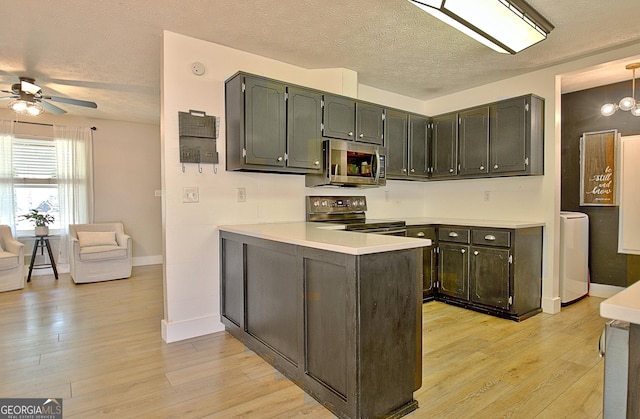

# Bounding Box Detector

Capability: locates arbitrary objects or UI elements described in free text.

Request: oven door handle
[374,149,381,183]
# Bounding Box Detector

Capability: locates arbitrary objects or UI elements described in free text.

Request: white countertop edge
[404,217,545,229]
[219,222,431,255]
[600,280,640,324]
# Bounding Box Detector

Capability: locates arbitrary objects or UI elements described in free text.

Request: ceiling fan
[0,77,97,116]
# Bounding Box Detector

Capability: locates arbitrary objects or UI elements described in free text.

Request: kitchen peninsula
[219,222,430,419]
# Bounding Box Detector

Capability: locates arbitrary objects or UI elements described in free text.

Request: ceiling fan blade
[1,89,15,94]
[0,96,18,101]
[39,100,67,115]
[21,80,41,95]
[44,95,97,109]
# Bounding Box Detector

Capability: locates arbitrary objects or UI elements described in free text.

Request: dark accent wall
[562,81,640,287]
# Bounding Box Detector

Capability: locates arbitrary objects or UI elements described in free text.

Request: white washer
[559,211,589,305]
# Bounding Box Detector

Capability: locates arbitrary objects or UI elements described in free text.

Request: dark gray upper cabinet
[322,95,355,141]
[243,76,287,167]
[322,95,384,145]
[226,72,322,174]
[490,95,544,176]
[386,111,429,180]
[287,86,323,172]
[355,102,384,145]
[458,106,490,176]
[385,109,409,177]
[431,113,458,178]
[408,114,430,178]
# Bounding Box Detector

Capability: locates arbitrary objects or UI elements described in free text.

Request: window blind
[12,138,57,182]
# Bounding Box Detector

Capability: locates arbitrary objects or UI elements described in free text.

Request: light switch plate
[183,187,199,203]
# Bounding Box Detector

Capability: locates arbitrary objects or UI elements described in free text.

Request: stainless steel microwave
[305,139,387,187]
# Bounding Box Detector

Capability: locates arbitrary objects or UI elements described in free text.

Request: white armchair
[0,225,25,292]
[69,223,132,283]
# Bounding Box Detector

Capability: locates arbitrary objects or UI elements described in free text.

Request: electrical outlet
[237,187,246,202]
[183,187,199,203]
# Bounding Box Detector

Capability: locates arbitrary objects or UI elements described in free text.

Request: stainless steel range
[306,195,407,236]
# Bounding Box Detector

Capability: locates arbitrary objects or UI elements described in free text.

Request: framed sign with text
[580,130,619,206]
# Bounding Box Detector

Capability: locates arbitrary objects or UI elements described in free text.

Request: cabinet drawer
[438,227,470,243]
[472,229,511,247]
[407,226,436,241]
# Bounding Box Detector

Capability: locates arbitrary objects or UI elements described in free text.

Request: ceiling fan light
[8,99,44,116]
[600,103,618,116]
[631,105,640,117]
[618,96,636,111]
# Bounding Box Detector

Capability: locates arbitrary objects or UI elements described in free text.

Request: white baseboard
[589,283,625,299]
[161,315,225,343]
[542,296,561,314]
[133,255,163,266]
[27,255,163,277]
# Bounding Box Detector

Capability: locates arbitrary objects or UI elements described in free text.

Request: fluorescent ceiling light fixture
[407,0,554,54]
[601,63,640,117]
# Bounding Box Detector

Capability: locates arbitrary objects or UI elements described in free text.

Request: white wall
[161,29,640,342]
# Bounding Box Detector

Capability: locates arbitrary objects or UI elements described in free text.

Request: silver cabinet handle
[277,156,283,162]
[484,235,496,241]
[449,168,454,173]
[480,165,485,170]
[348,131,353,137]
[314,161,320,166]
[410,168,415,173]
[448,231,458,238]
[474,251,479,256]
[494,164,499,169]
[359,133,364,138]
[461,249,466,254]
[402,168,407,173]
[417,232,425,237]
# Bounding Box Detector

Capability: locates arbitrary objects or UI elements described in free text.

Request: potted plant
[20,209,55,236]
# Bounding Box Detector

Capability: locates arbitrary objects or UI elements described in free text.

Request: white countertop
[404,217,545,229]
[219,222,431,255]
[601,280,640,324]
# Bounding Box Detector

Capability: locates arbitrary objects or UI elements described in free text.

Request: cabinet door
[490,97,528,174]
[287,86,323,171]
[385,109,409,177]
[356,103,384,145]
[408,115,430,179]
[244,77,286,167]
[323,95,355,141]
[407,226,437,299]
[459,106,490,176]
[431,113,458,178]
[437,242,469,300]
[470,247,510,310]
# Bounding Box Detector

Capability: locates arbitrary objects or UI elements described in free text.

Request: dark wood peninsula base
[220,231,423,419]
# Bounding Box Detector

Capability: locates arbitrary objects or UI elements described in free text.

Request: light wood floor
[0,265,606,418]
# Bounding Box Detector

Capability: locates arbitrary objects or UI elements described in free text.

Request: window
[12,137,61,233]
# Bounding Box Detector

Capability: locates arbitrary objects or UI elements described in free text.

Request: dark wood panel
[438,243,469,300]
[245,244,298,365]
[358,249,421,417]
[304,258,350,399]
[221,238,244,327]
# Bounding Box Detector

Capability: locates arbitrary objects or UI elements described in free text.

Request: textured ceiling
[1,0,640,124]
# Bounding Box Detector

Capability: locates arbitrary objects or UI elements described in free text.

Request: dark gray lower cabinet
[436,225,542,321]
[406,226,437,300]
[220,231,422,419]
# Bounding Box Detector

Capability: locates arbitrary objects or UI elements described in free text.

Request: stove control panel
[306,196,367,214]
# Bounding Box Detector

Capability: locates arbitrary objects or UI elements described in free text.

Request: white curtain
[0,120,15,230]
[55,125,94,264]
